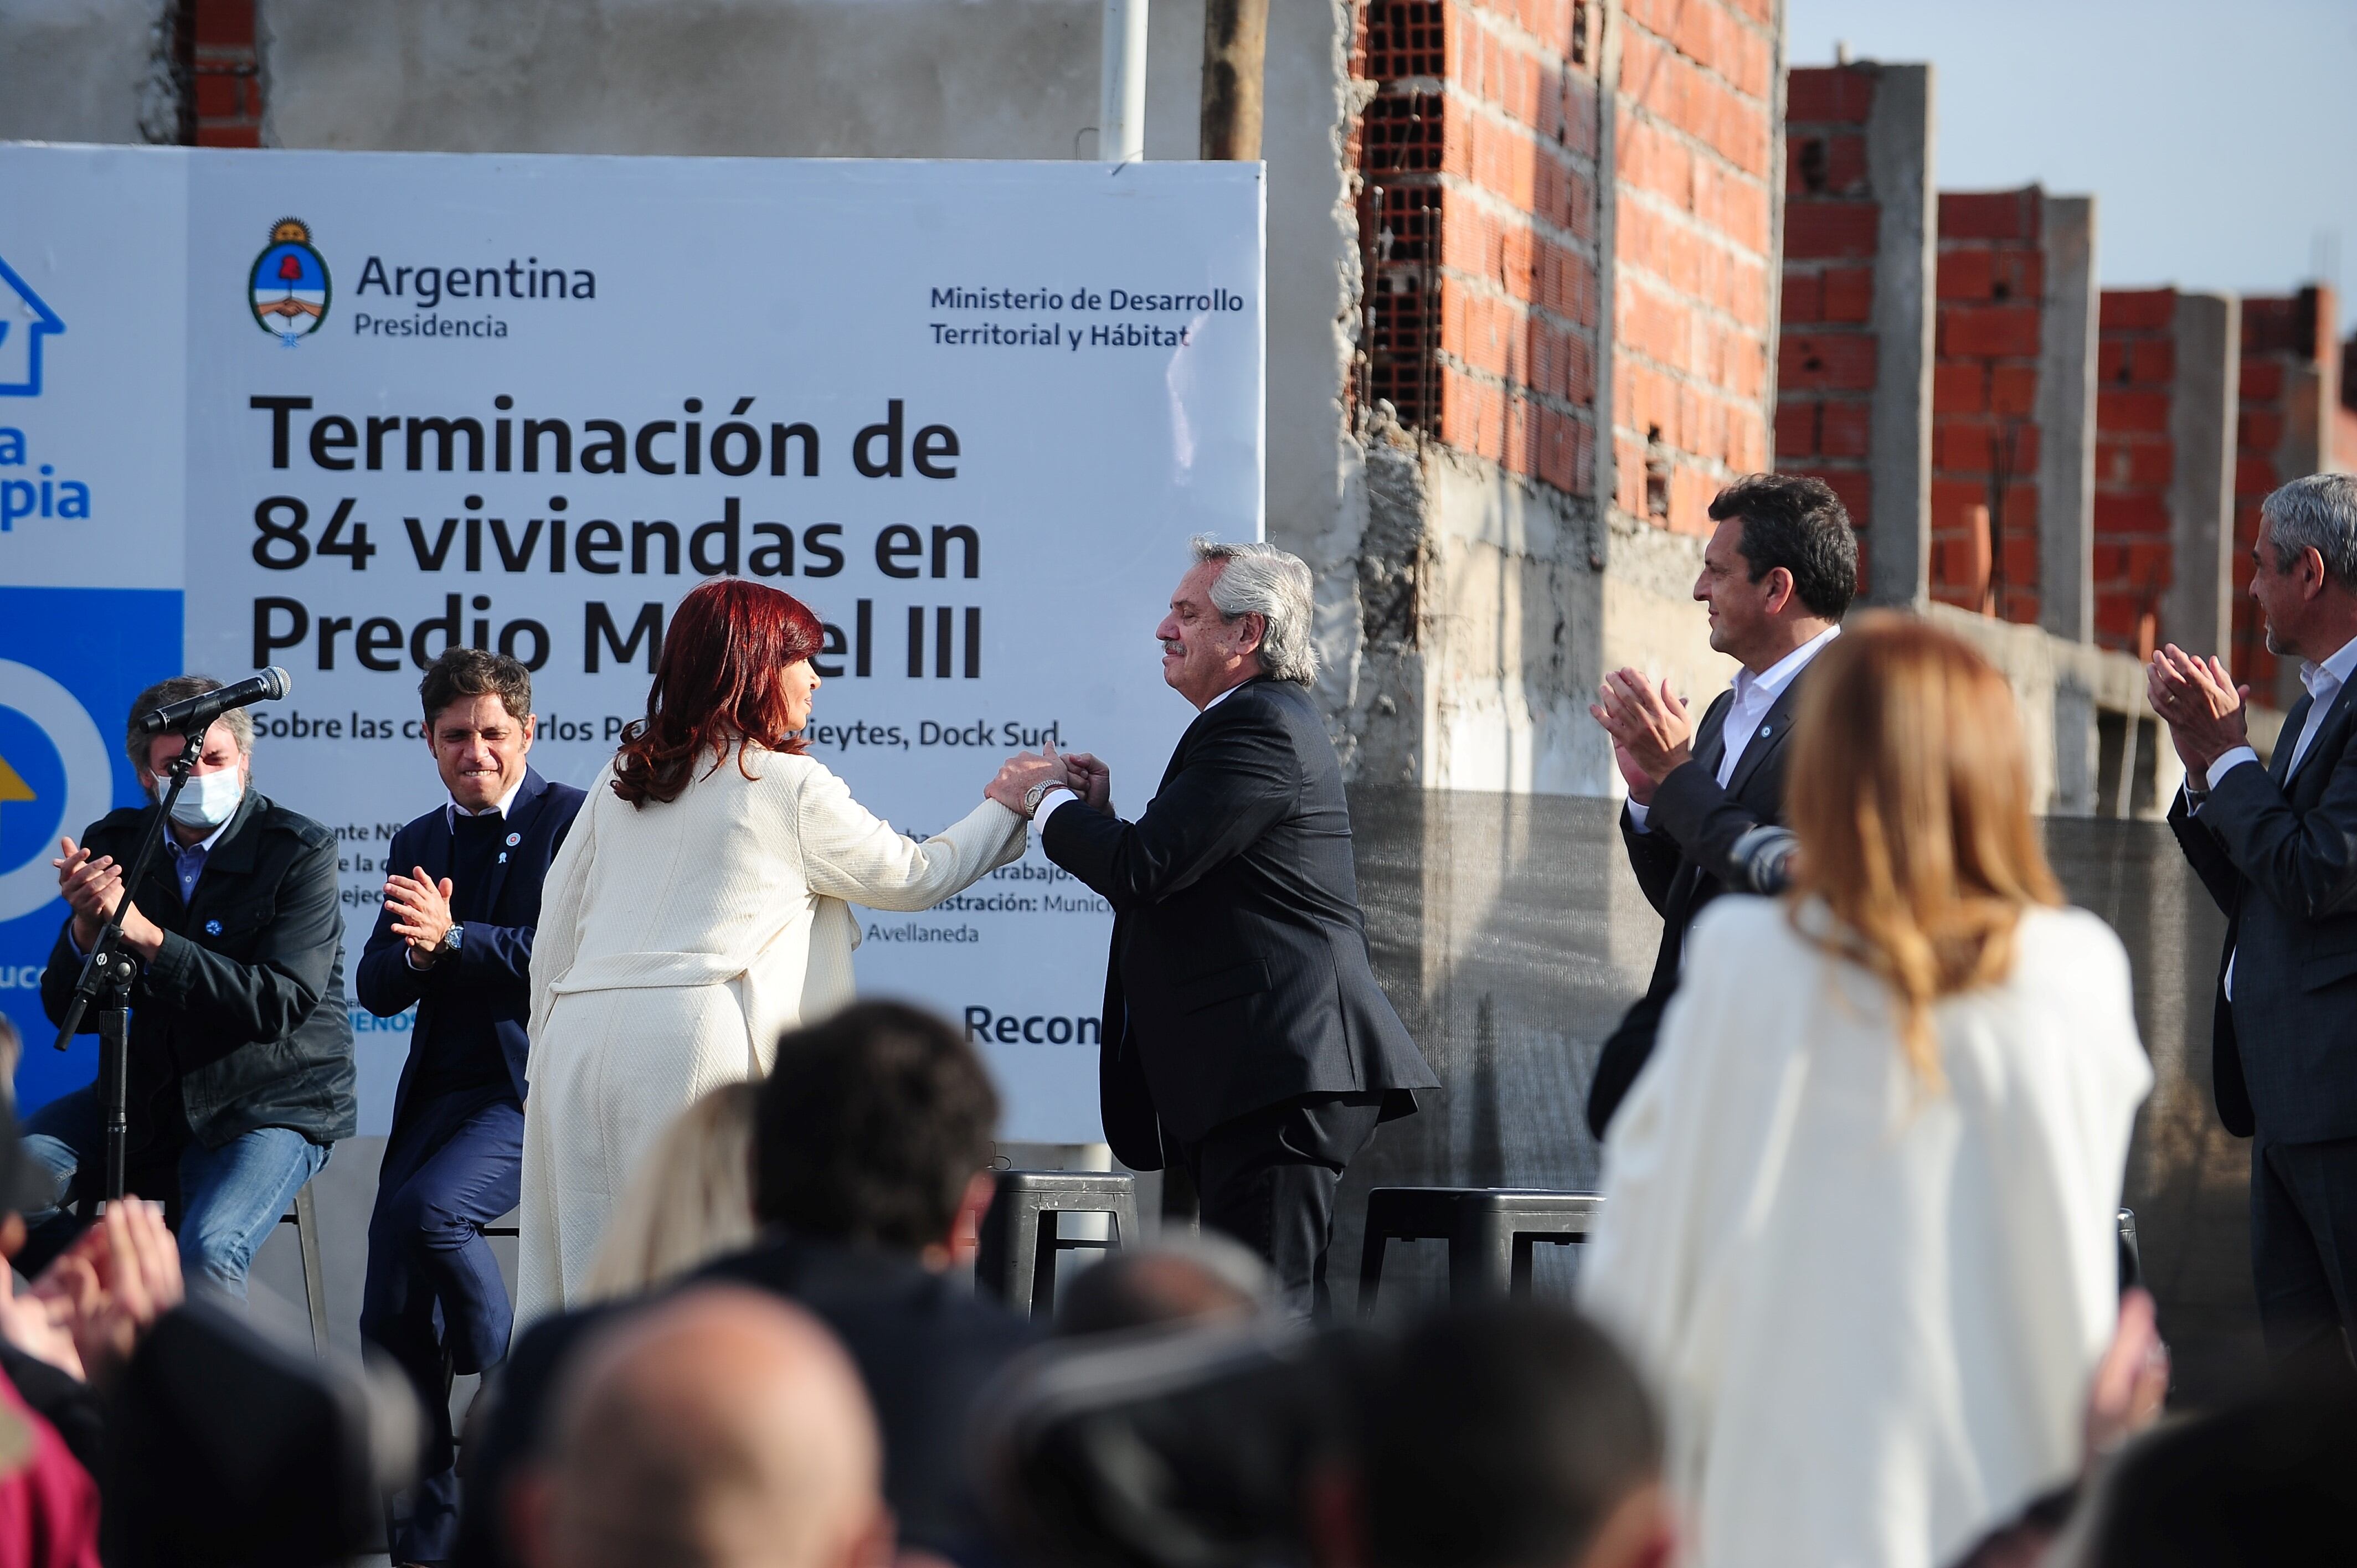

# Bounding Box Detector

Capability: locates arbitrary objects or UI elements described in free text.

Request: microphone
[134,668,292,737]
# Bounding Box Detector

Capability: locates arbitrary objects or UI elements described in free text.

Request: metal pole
[1099,0,1149,163]
[1198,0,1269,161]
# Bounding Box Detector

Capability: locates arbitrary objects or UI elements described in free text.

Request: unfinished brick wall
[1608,0,1779,534]
[182,0,262,146]
[1930,188,2047,624]
[2233,285,2340,694]
[1352,0,1776,524]
[1354,0,1604,493]
[2092,289,2177,656]
[1774,65,1877,568]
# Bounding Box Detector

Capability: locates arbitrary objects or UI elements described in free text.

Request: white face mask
[156,765,245,831]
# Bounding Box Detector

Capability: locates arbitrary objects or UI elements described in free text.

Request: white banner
[0,145,1265,1141]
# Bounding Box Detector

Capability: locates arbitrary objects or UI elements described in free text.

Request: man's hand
[385,867,456,964]
[1060,751,1114,815]
[50,837,165,960]
[0,1220,84,1381]
[1589,669,1695,788]
[2085,1286,2170,1462]
[986,744,1070,817]
[2146,643,2250,781]
[29,1198,184,1391]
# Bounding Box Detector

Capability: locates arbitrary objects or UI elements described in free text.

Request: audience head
[1785,613,2061,1082]
[754,1002,999,1266]
[515,1286,891,1568]
[2251,472,2357,660]
[419,647,537,812]
[1356,1302,1669,1568]
[613,579,827,806]
[0,1011,17,1110]
[1697,474,1857,669]
[1054,1232,1272,1337]
[1161,538,1318,706]
[580,1081,761,1303]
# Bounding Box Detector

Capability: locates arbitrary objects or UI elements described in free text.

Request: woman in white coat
[1578,615,2153,1568]
[518,579,1033,1323]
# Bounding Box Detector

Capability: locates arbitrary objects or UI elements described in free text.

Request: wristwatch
[1021,780,1071,818]
[435,924,464,963]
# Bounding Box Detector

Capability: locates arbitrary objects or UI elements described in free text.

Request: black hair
[1364,1302,1663,1568]
[753,1002,1000,1251]
[418,646,532,726]
[1710,472,1859,620]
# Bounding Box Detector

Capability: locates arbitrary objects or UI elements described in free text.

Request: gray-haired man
[2155,472,2357,1380]
[992,539,1435,1317]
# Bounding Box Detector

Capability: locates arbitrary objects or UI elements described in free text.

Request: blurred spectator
[1347,1302,1671,1568]
[460,1002,1035,1568]
[1580,615,2152,1568]
[1054,1233,1270,1337]
[508,1286,892,1568]
[579,1081,760,1303]
[0,1013,18,1108]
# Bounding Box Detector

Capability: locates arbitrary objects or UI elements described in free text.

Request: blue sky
[1785,0,2357,300]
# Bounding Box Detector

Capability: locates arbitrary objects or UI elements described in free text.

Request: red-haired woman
[518,579,1033,1321]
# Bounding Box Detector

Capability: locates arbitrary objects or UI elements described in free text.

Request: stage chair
[976,1170,1141,1319]
[1357,1187,1602,1319]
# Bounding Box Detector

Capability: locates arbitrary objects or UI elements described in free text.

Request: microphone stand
[51,715,210,1213]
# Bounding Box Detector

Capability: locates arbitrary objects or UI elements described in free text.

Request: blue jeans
[21,1085,331,1299]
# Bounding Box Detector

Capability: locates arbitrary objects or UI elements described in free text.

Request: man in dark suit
[38,676,355,1294]
[456,1002,1035,1568]
[357,648,585,1567]
[2153,473,2357,1383]
[1584,474,1856,1137]
[1000,539,1435,1318]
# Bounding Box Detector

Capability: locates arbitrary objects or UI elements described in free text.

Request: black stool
[1358,1187,1602,1318]
[975,1170,1140,1319]
[273,1180,330,1357]
[2117,1206,2142,1291]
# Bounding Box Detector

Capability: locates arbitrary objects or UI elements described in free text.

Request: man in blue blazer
[357,648,585,1566]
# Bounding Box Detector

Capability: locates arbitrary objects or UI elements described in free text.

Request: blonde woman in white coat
[1579,615,2153,1568]
[519,579,1037,1325]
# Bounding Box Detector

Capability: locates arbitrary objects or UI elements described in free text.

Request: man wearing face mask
[32,675,356,1296]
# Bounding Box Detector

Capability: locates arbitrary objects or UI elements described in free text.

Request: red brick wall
[1774,65,1877,569]
[1930,188,2044,624]
[188,0,261,147]
[2092,288,2176,656]
[2232,285,2338,692]
[1355,1,1604,494]
[1609,0,1779,534]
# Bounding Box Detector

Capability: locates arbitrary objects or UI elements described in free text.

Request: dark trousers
[1177,1092,1383,1321]
[362,1085,524,1565]
[2251,1133,2357,1385]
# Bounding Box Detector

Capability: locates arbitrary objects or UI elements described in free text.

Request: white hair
[1191,537,1319,685]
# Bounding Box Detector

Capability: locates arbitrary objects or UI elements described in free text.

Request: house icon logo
[0,255,64,398]
[250,218,330,343]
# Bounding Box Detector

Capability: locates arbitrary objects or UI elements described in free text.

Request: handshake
[986,742,1113,821]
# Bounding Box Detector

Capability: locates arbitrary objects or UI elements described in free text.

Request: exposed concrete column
[1197,0,1265,161]
[1863,62,1935,607]
[2036,194,2098,642]
[2164,291,2240,658]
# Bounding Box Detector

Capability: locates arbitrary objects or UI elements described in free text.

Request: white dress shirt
[1628,624,1840,833]
[2191,631,2357,1000]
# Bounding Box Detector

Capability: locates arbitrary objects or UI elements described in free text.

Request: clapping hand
[384,866,457,964]
[986,745,1071,817]
[14,1198,185,1390]
[1589,669,1694,804]
[50,837,166,957]
[2145,644,2250,782]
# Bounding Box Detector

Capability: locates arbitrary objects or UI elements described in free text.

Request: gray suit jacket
[2167,679,2357,1142]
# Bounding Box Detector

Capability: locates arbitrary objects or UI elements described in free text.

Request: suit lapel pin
[497,851,509,864]
[204,919,222,936]
[505,831,521,847]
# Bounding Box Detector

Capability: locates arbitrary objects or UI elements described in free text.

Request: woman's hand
[30,1198,185,1391]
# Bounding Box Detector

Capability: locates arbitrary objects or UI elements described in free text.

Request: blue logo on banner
[0,253,65,397]
[0,587,183,1112]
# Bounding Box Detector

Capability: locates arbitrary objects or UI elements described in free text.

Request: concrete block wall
[1927,188,2097,642]
[2092,289,2238,660]
[2232,285,2340,703]
[1773,61,1933,607]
